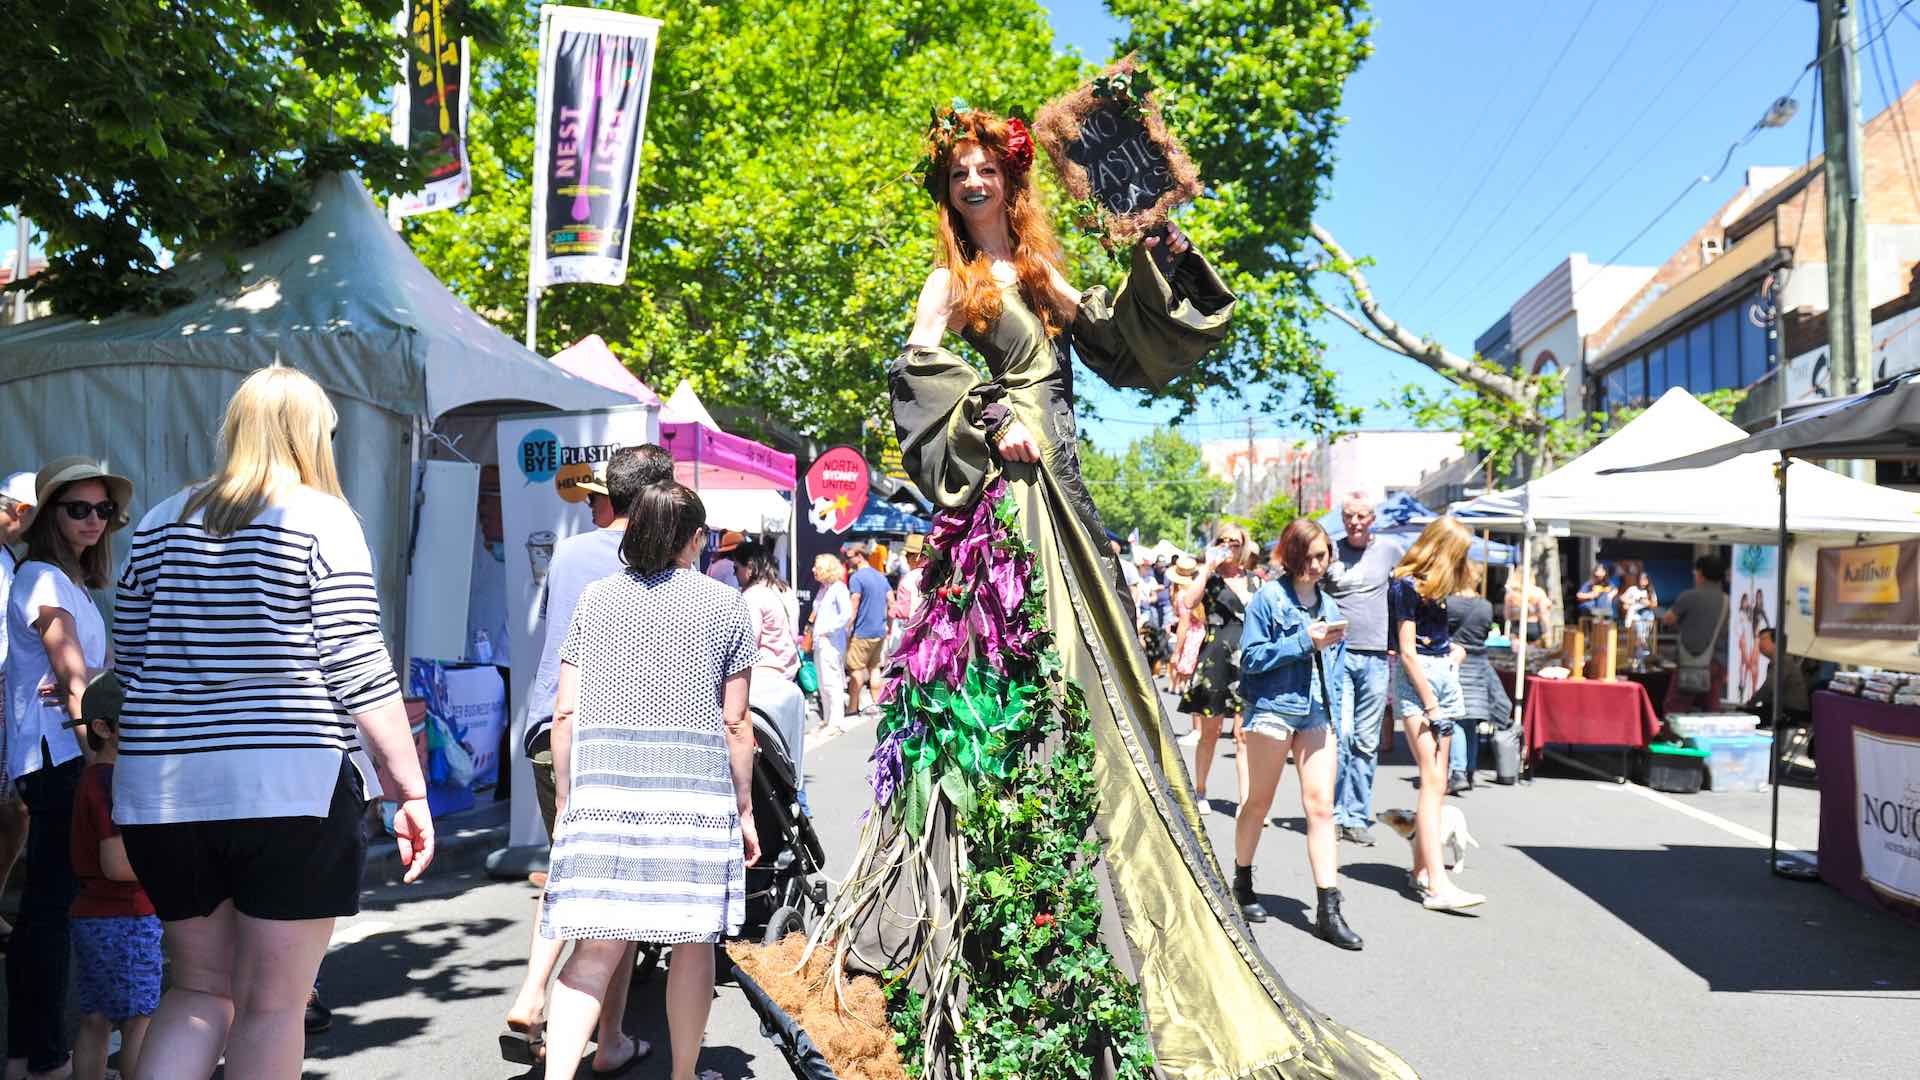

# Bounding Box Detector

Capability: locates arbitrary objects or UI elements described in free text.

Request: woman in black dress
[1179,527,1256,805]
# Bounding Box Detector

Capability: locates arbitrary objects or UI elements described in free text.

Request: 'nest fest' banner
[390,0,472,217]
[530,6,662,287]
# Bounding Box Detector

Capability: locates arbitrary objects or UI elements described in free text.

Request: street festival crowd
[0,111,1810,1080]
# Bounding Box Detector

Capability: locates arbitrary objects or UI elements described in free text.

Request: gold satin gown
[854,242,1417,1080]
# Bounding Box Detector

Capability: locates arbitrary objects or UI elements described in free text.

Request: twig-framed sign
[1034,56,1202,247]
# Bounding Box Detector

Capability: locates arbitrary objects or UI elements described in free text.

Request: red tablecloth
[1813,691,1920,923]
[1522,676,1662,762]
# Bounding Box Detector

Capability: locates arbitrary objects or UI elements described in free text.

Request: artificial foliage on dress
[809,478,1154,1079]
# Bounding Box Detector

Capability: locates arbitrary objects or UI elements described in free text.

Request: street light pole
[1817,0,1874,479]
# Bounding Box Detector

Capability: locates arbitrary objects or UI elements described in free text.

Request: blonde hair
[812,553,845,584]
[186,368,343,536]
[1392,517,1473,601]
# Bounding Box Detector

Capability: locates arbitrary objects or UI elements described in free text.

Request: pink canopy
[549,335,660,406]
[660,421,796,491]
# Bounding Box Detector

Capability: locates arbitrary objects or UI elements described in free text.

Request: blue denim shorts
[1394,653,1465,739]
[1243,696,1332,741]
[73,914,163,1021]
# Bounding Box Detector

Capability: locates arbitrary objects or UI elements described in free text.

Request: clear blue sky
[1046,0,1920,450]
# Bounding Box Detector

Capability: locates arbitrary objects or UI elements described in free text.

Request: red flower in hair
[1004,117,1034,174]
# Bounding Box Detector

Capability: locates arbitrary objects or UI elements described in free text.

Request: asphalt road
[233,698,1920,1078]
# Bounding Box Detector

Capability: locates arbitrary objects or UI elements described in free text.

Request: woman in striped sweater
[112,368,433,1080]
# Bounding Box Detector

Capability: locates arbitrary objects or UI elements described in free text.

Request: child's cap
[80,671,124,725]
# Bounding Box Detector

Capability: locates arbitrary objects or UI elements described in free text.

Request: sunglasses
[58,499,118,522]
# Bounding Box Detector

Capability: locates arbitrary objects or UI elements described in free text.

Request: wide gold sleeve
[1073,241,1237,391]
[889,345,1005,511]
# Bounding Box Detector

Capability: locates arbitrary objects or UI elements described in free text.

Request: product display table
[1522,675,1663,765]
[1812,691,1920,923]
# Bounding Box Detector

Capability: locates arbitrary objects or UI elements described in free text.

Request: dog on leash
[1377,806,1480,885]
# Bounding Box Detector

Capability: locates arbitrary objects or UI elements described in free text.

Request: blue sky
[1049,0,1920,450]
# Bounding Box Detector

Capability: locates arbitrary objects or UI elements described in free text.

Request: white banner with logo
[494,404,658,847]
[1727,545,1779,705]
[1854,726,1920,906]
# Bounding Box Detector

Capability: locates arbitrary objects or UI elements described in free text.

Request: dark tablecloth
[1622,668,1672,717]
[1813,691,1920,923]
[1522,676,1662,762]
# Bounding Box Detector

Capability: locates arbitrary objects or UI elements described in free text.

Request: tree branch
[1309,221,1532,405]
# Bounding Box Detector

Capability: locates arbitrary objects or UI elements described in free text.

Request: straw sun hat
[34,456,133,530]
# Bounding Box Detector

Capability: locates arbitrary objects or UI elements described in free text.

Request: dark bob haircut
[1276,517,1334,579]
[621,482,706,574]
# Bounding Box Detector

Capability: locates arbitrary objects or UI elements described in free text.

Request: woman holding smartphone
[1234,519,1361,949]
[1178,529,1256,807]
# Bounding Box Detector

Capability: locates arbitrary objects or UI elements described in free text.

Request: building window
[1739,294,1770,387]
[1648,344,1668,398]
[1532,351,1564,419]
[1712,306,1740,391]
[1688,320,1713,394]
[1623,357,1647,407]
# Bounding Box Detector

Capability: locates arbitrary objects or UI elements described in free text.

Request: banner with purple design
[530,6,662,287]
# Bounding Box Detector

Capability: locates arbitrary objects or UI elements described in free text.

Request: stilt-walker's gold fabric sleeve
[1074,243,1236,392]
[889,346,1002,512]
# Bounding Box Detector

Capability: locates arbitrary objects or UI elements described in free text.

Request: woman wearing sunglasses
[3,457,129,1079]
[1178,527,1257,810]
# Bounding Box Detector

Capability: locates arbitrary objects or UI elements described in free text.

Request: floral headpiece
[913,100,1033,201]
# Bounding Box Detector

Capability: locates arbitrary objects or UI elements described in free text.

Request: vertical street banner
[1728,545,1779,705]
[793,446,871,625]
[493,404,659,848]
[530,6,663,287]
[390,0,472,217]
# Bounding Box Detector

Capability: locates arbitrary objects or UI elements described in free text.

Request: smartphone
[1322,620,1350,632]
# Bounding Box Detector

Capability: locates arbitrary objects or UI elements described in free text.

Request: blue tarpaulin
[1315,492,1516,565]
[848,499,930,535]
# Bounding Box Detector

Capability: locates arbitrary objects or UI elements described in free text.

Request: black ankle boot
[1315,886,1364,951]
[1233,864,1268,923]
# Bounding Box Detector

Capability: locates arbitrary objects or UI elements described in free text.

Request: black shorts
[121,759,369,923]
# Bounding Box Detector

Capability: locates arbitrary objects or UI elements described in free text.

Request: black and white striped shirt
[112,486,401,824]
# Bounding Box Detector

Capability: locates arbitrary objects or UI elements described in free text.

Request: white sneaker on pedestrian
[1176,730,1201,749]
[1422,885,1486,911]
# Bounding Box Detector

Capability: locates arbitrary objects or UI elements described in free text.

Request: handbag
[797,654,820,695]
[1674,592,1728,695]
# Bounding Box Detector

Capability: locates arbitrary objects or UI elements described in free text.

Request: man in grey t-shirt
[1320,494,1405,846]
[1661,553,1730,713]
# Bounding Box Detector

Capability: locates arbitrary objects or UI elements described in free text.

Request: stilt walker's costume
[808,229,1419,1079]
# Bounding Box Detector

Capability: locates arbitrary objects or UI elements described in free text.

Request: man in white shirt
[0,471,35,941]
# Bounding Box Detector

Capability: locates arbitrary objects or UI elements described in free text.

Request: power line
[1394,0,1601,309]
[1461,0,1745,299]
[1407,0,1654,314]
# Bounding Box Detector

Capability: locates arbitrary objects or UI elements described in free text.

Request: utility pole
[1817,0,1874,479]
[1244,417,1258,515]
[10,212,28,325]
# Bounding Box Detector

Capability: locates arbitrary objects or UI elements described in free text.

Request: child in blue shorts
[67,673,161,1080]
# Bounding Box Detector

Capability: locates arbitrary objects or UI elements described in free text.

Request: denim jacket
[1239,578,1346,719]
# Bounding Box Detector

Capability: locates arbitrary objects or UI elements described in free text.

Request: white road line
[1597,781,1810,854]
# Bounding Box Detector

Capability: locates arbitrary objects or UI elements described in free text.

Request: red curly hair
[925,110,1072,337]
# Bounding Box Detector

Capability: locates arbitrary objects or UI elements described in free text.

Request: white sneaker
[1422,885,1486,911]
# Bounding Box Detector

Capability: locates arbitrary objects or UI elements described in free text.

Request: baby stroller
[743,706,829,943]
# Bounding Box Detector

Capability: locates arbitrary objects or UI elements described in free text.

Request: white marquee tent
[1452,387,1920,543]
[0,172,628,646]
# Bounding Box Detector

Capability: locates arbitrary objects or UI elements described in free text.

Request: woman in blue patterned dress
[540,481,760,1080]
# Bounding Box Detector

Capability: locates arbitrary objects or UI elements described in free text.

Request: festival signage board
[1853,727,1920,906]
[1034,56,1202,247]
[493,404,658,847]
[793,446,871,625]
[530,6,662,286]
[1816,539,1920,640]
[390,0,472,217]
[1729,545,1779,705]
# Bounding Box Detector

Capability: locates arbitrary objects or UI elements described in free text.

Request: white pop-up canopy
[1452,388,1920,544]
[0,172,628,646]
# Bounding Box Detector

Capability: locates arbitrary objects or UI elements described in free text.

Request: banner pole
[525,280,539,351]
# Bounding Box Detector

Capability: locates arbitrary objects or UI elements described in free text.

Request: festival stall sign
[1853,725,1920,907]
[1816,539,1920,640]
[1729,545,1781,705]
[529,6,662,287]
[1034,56,1202,248]
[793,446,870,618]
[390,0,472,217]
[493,404,658,849]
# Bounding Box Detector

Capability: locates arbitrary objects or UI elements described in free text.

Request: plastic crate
[1645,742,1708,794]
[1666,712,1761,740]
[1688,732,1773,793]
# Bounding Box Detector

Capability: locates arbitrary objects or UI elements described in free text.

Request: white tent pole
[1769,451,1788,873]
[1515,485,1533,779]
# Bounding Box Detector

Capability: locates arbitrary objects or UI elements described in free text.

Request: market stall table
[1523,675,1662,775]
[1812,690,1920,923]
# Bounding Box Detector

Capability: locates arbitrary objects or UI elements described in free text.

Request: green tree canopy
[0,0,504,317]
[1080,429,1226,548]
[1224,492,1304,550]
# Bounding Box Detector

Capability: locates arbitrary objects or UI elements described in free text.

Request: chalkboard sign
[1035,57,1202,247]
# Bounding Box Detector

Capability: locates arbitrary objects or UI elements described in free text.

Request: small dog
[1377,806,1480,884]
